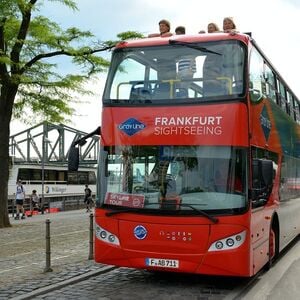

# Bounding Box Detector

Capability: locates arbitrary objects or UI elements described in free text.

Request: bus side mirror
[252,158,273,205]
[260,159,273,187]
[68,146,79,171]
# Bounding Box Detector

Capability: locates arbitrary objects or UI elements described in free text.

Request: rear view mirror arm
[71,126,101,147]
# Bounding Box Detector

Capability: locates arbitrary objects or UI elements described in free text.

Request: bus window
[292,96,300,123]
[110,57,147,100]
[286,91,292,116]
[264,64,277,103]
[277,80,287,112]
[280,155,300,201]
[100,145,247,213]
[104,40,245,103]
[249,47,264,102]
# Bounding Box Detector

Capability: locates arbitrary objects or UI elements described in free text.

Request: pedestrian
[15,179,26,220]
[29,189,39,216]
[84,184,93,212]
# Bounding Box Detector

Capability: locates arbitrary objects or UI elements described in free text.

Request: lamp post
[42,136,51,213]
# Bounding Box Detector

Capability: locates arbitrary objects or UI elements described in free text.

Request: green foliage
[105,31,145,48]
[0,0,143,124]
[0,0,145,228]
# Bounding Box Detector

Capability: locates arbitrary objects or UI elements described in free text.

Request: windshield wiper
[179,203,219,224]
[169,40,221,56]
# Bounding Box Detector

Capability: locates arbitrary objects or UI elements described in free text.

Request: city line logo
[118,118,146,136]
[260,105,271,142]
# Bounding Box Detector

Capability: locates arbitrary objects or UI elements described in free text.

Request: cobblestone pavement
[0,210,109,299]
[1,210,299,300]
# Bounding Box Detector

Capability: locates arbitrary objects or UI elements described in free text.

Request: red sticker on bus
[104,192,145,208]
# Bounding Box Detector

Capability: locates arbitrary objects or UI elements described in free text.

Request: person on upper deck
[223,17,239,34]
[148,19,173,38]
[207,22,220,33]
[175,25,196,97]
[202,22,224,96]
[175,26,185,35]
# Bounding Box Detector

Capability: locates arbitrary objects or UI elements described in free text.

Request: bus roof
[115,32,252,49]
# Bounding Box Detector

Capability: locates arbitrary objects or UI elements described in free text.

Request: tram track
[6,240,300,300]
[11,265,117,300]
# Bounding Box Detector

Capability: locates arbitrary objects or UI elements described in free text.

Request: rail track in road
[18,265,261,300]
[18,238,300,300]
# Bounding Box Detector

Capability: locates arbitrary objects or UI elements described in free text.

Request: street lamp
[41,136,51,214]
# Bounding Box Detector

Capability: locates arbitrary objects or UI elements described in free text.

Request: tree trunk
[0,84,18,228]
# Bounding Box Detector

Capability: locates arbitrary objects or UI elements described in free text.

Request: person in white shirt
[15,179,26,219]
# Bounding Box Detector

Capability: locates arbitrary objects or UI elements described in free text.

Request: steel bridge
[9,122,99,166]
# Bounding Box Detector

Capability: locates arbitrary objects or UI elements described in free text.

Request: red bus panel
[101,103,248,146]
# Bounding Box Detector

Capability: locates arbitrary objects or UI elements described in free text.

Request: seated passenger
[175,26,196,97]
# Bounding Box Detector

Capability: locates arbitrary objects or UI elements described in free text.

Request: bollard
[88,213,94,260]
[44,219,53,272]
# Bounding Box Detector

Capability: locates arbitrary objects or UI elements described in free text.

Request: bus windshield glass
[103,40,245,103]
[98,145,247,214]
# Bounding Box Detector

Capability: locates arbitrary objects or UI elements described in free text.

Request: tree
[0,0,144,228]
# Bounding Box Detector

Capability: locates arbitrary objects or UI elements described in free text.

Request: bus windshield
[103,40,246,103]
[98,145,247,214]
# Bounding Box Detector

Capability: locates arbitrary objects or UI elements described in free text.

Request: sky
[10,0,300,135]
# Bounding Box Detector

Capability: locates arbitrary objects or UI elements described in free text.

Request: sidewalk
[0,209,110,299]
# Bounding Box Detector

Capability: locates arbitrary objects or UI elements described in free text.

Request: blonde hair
[207,22,220,33]
[223,17,236,30]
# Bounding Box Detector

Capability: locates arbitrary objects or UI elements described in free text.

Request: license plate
[145,258,179,268]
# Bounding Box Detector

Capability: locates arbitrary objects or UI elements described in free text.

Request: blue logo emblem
[118,118,146,136]
[134,225,147,240]
[260,106,271,142]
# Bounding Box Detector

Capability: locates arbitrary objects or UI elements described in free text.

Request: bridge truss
[9,122,99,166]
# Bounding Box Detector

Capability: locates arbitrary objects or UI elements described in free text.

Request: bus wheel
[265,227,276,270]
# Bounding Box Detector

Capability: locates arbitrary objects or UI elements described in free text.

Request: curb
[11,265,116,300]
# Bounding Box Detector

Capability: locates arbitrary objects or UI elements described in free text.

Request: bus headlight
[226,238,234,247]
[215,241,224,249]
[95,224,120,246]
[208,231,246,252]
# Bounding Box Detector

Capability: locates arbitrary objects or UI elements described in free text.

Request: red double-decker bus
[70,32,300,276]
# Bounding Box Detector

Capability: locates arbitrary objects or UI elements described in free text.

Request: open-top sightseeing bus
[70,32,300,277]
